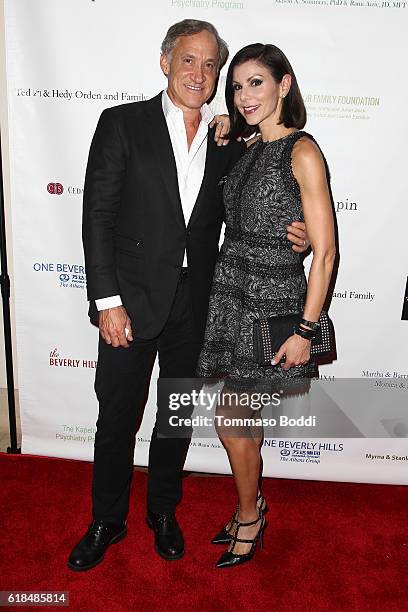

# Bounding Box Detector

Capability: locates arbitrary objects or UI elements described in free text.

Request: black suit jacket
[82,92,245,340]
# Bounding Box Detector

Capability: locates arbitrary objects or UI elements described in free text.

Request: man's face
[160,30,219,112]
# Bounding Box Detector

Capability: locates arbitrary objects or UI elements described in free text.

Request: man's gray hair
[161,19,229,70]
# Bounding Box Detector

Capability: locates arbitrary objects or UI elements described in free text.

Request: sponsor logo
[280,448,321,463]
[274,0,406,9]
[33,262,86,290]
[49,348,97,369]
[335,198,357,213]
[306,94,380,106]
[374,379,408,389]
[264,439,344,465]
[333,290,375,301]
[362,370,408,378]
[304,92,380,120]
[47,182,64,195]
[379,1,407,8]
[68,186,84,195]
[402,277,408,320]
[365,453,408,462]
[17,88,148,103]
[56,423,97,445]
[47,182,84,196]
[170,0,245,9]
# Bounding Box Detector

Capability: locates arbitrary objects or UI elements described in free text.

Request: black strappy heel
[215,513,266,568]
[211,493,267,545]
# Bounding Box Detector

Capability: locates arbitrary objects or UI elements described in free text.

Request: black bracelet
[300,317,320,330]
[295,325,316,341]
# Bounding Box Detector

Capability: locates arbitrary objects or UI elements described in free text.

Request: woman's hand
[210,114,230,146]
[272,333,311,371]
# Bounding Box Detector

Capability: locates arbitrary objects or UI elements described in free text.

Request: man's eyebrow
[181,52,217,62]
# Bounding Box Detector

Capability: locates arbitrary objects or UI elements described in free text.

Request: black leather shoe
[67,519,127,571]
[146,511,184,560]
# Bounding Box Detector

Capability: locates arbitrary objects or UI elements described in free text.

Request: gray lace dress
[196,130,316,387]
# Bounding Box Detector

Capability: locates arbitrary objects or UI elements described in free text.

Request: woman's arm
[272,137,336,370]
[293,137,336,323]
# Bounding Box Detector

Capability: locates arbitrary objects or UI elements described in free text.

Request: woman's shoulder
[291,132,328,184]
[291,132,323,165]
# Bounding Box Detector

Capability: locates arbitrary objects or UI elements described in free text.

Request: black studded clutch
[253,311,334,366]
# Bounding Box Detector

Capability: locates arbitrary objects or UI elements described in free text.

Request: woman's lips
[243,105,260,115]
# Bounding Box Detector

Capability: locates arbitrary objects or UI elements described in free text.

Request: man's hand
[287,221,310,253]
[99,306,133,348]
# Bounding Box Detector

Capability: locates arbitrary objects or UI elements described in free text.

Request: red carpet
[0,453,407,611]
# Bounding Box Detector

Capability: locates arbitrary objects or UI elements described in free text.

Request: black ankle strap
[236,515,262,528]
[234,537,260,544]
[231,515,265,546]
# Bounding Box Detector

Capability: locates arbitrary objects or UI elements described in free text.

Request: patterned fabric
[196,130,316,385]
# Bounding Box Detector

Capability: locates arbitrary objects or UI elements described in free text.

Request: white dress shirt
[95,90,214,311]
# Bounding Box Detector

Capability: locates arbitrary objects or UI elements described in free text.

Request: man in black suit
[68,19,308,571]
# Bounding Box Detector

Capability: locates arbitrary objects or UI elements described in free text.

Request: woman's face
[232,60,287,130]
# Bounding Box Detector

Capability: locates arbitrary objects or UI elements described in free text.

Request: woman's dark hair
[225,43,306,139]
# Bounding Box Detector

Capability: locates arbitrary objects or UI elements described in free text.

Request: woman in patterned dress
[197,44,336,568]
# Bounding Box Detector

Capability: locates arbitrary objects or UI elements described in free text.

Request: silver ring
[217,120,224,126]
[303,240,306,246]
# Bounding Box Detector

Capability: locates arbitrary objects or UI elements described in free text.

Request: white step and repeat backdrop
[3,0,408,483]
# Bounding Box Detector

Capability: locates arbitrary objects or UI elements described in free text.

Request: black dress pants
[92,270,202,522]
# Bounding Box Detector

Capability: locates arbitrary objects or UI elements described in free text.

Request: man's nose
[192,65,205,83]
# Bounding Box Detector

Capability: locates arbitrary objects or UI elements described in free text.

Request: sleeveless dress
[196,130,316,387]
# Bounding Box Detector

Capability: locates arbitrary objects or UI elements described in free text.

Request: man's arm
[287,221,310,253]
[95,296,123,310]
[82,108,124,300]
[82,109,133,347]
